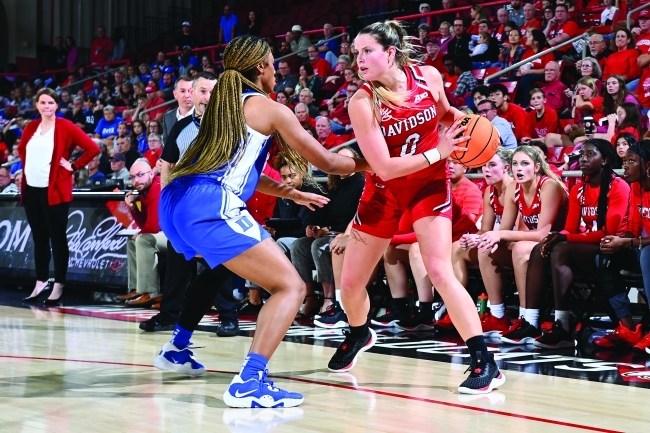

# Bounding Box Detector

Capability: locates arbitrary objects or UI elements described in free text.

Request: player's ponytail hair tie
[223,67,239,73]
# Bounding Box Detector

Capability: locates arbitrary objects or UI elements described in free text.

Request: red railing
[40,59,131,78]
[393,0,510,21]
[275,26,347,40]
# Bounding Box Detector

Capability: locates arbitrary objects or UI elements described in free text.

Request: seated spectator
[267,161,322,256]
[614,132,635,168]
[0,167,19,194]
[144,84,166,122]
[86,153,106,184]
[13,170,22,188]
[439,21,453,54]
[315,117,345,149]
[320,55,351,98]
[489,83,532,141]
[116,135,140,169]
[452,54,477,100]
[274,61,298,95]
[126,65,141,85]
[492,9,510,44]
[327,67,356,105]
[295,103,316,128]
[602,74,641,122]
[147,119,163,136]
[594,102,642,145]
[317,23,340,68]
[544,4,580,58]
[476,146,568,337]
[144,133,163,168]
[448,158,484,220]
[275,90,293,110]
[467,5,488,35]
[178,46,199,77]
[295,63,323,96]
[546,76,603,147]
[416,23,431,49]
[64,96,86,130]
[471,85,490,111]
[602,28,641,82]
[524,88,561,142]
[139,63,152,84]
[499,28,528,80]
[422,38,444,73]
[289,25,311,60]
[471,32,490,58]
[575,57,603,95]
[448,18,472,58]
[477,99,517,150]
[601,0,618,25]
[509,0,525,27]
[130,119,148,154]
[419,3,433,28]
[541,61,570,113]
[299,89,320,118]
[109,152,130,182]
[293,147,364,319]
[593,140,650,352]
[124,159,167,308]
[521,3,542,35]
[439,45,456,75]
[94,105,123,141]
[517,30,554,107]
[520,139,628,349]
[329,82,357,131]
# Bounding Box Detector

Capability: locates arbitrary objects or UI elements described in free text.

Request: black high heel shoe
[43,289,65,306]
[22,283,53,304]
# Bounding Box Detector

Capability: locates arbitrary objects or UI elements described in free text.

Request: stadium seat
[501,81,518,101]
[471,68,486,81]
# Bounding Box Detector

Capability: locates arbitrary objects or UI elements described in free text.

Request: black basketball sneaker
[328,328,377,372]
[457,352,506,395]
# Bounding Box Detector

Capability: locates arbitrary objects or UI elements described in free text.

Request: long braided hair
[628,139,650,187]
[169,36,308,183]
[579,138,618,230]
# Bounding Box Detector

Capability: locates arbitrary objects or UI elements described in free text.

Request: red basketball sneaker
[632,332,650,353]
[593,323,643,348]
[435,311,456,331]
[480,310,510,337]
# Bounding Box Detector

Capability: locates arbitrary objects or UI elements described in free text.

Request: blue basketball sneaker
[223,370,304,408]
[153,342,206,376]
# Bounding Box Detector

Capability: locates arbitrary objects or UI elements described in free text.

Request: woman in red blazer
[18,88,100,305]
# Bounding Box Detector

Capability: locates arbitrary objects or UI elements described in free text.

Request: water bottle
[477,293,488,315]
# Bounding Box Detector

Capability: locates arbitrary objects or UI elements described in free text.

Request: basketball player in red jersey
[476,146,567,340]
[327,20,506,394]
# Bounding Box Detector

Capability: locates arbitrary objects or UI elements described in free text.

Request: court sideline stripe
[0,354,622,433]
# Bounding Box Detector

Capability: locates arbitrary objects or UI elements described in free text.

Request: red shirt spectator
[90,27,114,64]
[144,84,166,122]
[308,47,332,78]
[528,106,561,139]
[246,163,281,225]
[541,79,570,112]
[521,19,542,36]
[521,49,554,71]
[602,48,641,82]
[129,175,162,234]
[546,6,580,53]
[144,147,162,169]
[315,117,344,150]
[449,161,484,221]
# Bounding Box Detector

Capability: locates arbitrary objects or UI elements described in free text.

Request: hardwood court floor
[0,305,648,433]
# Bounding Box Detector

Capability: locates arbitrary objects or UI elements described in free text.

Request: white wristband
[423,148,441,165]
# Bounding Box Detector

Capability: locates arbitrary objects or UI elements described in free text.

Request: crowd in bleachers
[1,1,650,352]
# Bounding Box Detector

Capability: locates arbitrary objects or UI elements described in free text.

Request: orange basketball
[449,114,501,169]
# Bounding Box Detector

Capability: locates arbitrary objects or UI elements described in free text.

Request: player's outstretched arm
[256,174,329,211]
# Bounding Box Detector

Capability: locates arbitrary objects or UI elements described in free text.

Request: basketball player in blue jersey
[154,36,368,408]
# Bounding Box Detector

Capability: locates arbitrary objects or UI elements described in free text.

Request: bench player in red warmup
[326,20,506,394]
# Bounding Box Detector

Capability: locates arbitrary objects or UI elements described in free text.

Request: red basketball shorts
[352,174,452,239]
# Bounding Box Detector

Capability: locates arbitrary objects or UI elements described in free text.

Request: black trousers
[23,185,70,284]
[158,242,240,325]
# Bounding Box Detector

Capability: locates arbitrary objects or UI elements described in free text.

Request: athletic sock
[555,310,571,332]
[419,302,433,314]
[392,297,409,313]
[490,303,505,319]
[240,352,269,381]
[466,335,492,364]
[524,308,540,328]
[519,306,527,319]
[349,322,369,339]
[171,325,193,349]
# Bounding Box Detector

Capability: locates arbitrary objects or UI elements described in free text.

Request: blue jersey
[159,92,273,267]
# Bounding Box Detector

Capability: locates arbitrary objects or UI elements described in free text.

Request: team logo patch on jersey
[380,107,395,122]
[414,92,429,103]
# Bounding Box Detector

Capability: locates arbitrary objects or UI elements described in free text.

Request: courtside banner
[0,200,135,287]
